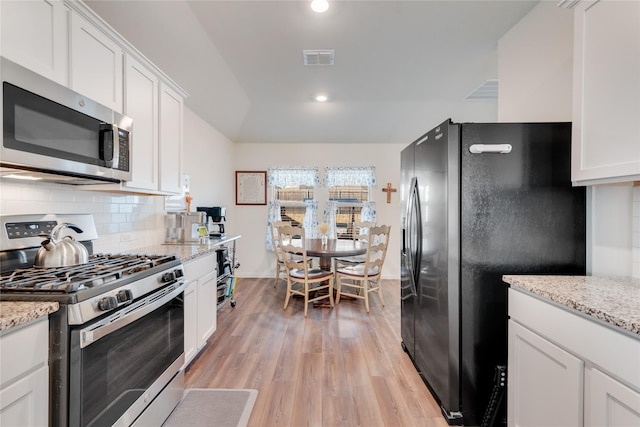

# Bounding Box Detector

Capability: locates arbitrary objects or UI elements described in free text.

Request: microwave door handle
[98,124,115,167]
[111,125,120,170]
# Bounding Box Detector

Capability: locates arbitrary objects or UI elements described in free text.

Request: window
[324,167,377,239]
[329,185,369,239]
[276,185,314,226]
[266,167,319,240]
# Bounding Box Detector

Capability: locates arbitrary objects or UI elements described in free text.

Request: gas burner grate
[0,253,178,293]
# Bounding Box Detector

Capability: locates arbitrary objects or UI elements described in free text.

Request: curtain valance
[268,166,320,187]
[323,166,377,187]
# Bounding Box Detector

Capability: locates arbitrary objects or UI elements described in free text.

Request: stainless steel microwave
[0,57,132,184]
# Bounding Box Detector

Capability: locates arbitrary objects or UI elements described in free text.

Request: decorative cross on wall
[382,182,397,204]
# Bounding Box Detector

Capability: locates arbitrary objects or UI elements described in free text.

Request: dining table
[305,238,367,271]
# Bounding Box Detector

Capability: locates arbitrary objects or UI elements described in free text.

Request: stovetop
[0,253,179,293]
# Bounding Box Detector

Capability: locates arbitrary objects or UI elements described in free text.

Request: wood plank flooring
[184,277,449,427]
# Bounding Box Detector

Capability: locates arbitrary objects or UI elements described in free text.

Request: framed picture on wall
[235,171,267,205]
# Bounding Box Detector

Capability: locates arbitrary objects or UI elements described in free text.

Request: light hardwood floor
[184,277,449,427]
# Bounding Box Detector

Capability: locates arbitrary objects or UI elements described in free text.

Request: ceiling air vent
[465,79,498,100]
[303,49,335,66]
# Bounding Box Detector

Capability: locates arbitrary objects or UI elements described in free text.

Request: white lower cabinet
[508,320,583,427]
[183,280,198,366]
[586,367,640,427]
[183,254,217,367]
[508,289,640,427]
[197,270,217,348]
[0,318,49,427]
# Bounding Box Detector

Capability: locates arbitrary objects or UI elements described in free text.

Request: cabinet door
[197,271,217,349]
[571,0,640,184]
[0,366,48,427]
[0,0,68,85]
[69,11,123,112]
[123,55,159,191]
[508,320,584,427]
[586,367,640,427]
[183,281,198,367]
[159,83,184,194]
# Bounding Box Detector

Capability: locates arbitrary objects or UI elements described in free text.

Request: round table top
[305,238,366,258]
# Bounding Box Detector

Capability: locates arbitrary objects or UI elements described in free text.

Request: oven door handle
[80,280,187,348]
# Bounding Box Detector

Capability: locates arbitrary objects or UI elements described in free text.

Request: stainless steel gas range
[0,214,186,427]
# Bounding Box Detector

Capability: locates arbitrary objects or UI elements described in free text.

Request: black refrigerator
[400,119,586,426]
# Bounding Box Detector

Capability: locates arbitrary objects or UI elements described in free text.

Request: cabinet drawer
[183,253,216,280]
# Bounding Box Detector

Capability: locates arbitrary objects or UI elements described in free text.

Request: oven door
[69,282,186,427]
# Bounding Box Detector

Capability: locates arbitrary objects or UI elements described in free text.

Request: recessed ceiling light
[315,95,328,102]
[311,0,329,13]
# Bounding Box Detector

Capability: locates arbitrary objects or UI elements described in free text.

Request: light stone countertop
[0,235,241,332]
[503,275,640,336]
[130,235,241,263]
[0,301,59,332]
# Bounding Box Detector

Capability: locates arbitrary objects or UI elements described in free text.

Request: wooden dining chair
[335,225,390,313]
[278,224,334,317]
[333,221,375,271]
[270,220,290,288]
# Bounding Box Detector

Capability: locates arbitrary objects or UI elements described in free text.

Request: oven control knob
[174,268,184,278]
[162,271,176,282]
[116,289,133,303]
[98,296,118,311]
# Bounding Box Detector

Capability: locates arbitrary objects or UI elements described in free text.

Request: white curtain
[302,199,319,238]
[323,166,377,187]
[266,200,282,251]
[323,200,338,239]
[268,166,320,187]
[266,166,319,248]
[360,201,377,224]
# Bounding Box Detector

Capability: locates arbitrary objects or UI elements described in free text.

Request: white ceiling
[85,0,539,144]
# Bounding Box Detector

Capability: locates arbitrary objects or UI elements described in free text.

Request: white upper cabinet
[571,0,640,185]
[159,83,184,195]
[0,0,69,85]
[123,55,159,192]
[69,10,123,112]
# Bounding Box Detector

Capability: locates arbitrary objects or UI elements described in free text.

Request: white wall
[182,107,236,210]
[498,1,574,122]
[634,187,640,277]
[498,1,639,278]
[231,142,403,279]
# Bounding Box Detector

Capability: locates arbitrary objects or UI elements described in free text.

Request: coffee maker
[197,206,226,238]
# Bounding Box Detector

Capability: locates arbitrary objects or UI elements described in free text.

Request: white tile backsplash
[0,180,166,253]
[633,186,640,278]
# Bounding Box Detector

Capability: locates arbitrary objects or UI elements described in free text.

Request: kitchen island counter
[0,301,59,332]
[503,275,640,336]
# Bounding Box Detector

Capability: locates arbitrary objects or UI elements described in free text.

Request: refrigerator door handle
[403,177,420,298]
[469,144,512,154]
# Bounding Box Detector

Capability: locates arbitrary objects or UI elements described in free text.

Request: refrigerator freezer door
[412,120,461,422]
